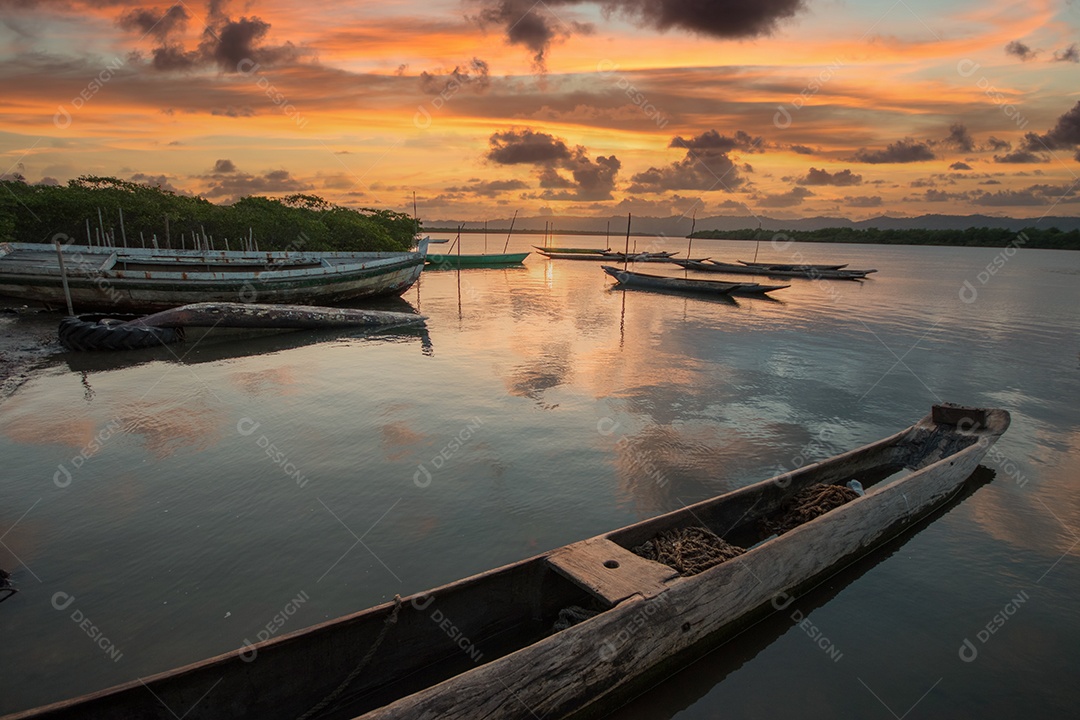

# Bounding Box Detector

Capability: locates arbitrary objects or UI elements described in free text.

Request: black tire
[58,314,184,352]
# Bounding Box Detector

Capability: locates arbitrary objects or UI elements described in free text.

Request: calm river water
[1,234,1078,718]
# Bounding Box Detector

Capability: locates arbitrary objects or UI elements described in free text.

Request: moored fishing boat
[425,251,529,268]
[4,404,1009,720]
[532,245,610,254]
[739,260,848,270]
[0,239,435,312]
[602,265,789,296]
[672,259,876,280]
[540,250,676,262]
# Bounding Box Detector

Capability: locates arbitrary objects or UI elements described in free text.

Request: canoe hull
[673,259,874,280]
[425,252,529,268]
[603,265,787,296]
[364,408,1008,720]
[0,243,425,311]
[5,407,1008,720]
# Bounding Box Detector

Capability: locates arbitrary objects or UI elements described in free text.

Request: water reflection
[1,238,1079,717]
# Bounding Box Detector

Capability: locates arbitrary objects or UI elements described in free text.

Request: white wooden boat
[0,240,435,311]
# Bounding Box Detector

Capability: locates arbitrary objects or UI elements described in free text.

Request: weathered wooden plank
[547,537,678,606]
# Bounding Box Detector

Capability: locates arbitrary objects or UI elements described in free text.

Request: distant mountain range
[428,214,1080,236]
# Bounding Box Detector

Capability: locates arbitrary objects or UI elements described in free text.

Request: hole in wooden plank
[603,560,619,569]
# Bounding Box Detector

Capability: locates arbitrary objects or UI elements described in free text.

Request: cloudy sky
[1,0,1078,220]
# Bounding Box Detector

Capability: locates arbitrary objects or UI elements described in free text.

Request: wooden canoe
[6,405,1009,720]
[424,252,529,268]
[0,240,435,312]
[739,260,848,271]
[539,251,676,262]
[531,246,610,254]
[602,265,789,296]
[678,259,877,280]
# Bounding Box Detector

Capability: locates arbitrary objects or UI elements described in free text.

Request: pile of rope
[552,605,601,632]
[764,483,860,536]
[632,526,745,576]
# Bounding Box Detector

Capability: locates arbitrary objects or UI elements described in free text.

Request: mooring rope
[765,484,860,536]
[296,594,403,720]
[632,526,745,576]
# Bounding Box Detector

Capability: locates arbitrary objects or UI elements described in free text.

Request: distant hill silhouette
[428,214,1080,236]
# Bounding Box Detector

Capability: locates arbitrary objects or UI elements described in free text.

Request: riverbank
[0,306,61,402]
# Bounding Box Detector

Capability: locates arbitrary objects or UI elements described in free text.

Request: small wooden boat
[676,259,876,280]
[740,260,848,271]
[0,240,436,312]
[539,251,676,262]
[57,302,426,351]
[6,405,1008,720]
[532,245,610,254]
[425,252,529,268]
[603,265,788,296]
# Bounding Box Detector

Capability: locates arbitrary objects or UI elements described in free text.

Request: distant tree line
[0,176,417,252]
[691,226,1080,250]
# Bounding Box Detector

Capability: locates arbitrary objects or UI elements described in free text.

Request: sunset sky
[1,0,1079,221]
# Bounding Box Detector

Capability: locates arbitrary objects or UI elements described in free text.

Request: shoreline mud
[0,305,62,402]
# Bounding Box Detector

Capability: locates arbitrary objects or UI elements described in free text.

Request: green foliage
[691,226,1080,250]
[0,176,417,252]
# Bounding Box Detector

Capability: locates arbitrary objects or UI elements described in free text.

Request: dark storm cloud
[474,0,805,67]
[624,128,761,193]
[670,129,764,154]
[949,161,972,170]
[796,167,862,186]
[1053,43,1079,63]
[213,158,237,173]
[993,150,1046,163]
[789,144,815,155]
[117,4,189,41]
[546,151,620,201]
[1021,101,1080,152]
[627,147,742,192]
[1004,40,1036,61]
[941,122,975,153]
[115,1,303,72]
[485,128,620,201]
[203,16,300,70]
[202,168,311,199]
[985,136,1011,152]
[151,44,199,71]
[487,129,573,165]
[851,138,935,164]
[419,58,490,95]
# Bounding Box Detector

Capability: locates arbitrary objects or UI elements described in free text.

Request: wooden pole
[687,211,696,260]
[484,221,488,254]
[85,218,92,245]
[118,207,127,247]
[165,215,170,249]
[152,234,159,250]
[606,220,610,250]
[97,208,106,247]
[623,213,631,271]
[503,210,518,254]
[53,240,74,316]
